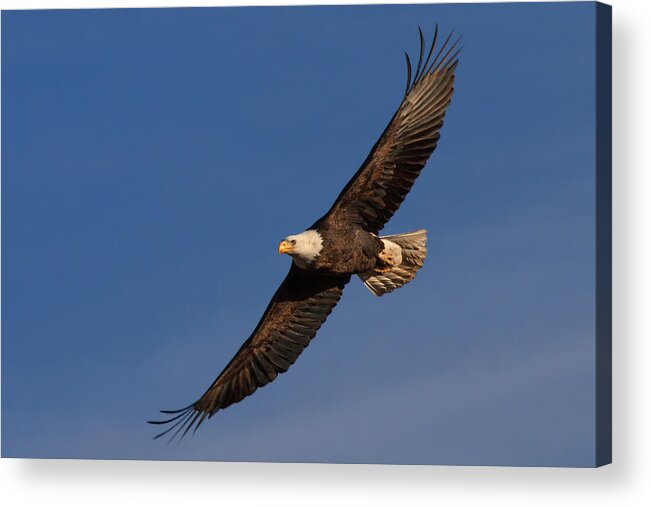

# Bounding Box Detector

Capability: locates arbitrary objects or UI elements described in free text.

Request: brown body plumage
[150,27,460,441]
[307,224,384,274]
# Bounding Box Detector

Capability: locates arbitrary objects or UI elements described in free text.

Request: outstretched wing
[318,27,460,234]
[149,264,350,441]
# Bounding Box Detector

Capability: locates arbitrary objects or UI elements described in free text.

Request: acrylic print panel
[1,2,611,467]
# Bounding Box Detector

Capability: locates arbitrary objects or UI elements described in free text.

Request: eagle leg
[375,240,403,274]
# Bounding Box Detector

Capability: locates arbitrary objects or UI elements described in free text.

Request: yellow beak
[278,240,293,255]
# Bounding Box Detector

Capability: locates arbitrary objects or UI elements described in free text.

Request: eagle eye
[291,239,296,245]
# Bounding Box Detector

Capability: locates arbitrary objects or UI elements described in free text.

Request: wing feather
[318,28,461,233]
[149,264,349,441]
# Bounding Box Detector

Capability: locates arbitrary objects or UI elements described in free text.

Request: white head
[278,230,324,267]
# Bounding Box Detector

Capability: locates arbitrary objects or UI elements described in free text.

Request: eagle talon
[377,240,403,271]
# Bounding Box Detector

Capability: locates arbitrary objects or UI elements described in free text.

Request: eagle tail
[358,229,427,297]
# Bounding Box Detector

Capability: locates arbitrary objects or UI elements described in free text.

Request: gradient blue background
[2,2,598,466]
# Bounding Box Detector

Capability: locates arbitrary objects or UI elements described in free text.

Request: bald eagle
[150,28,460,441]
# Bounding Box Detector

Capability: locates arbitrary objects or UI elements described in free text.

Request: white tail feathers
[358,229,427,297]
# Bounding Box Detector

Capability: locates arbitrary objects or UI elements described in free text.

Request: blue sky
[2,2,598,466]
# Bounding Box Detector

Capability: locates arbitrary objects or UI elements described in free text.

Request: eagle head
[278,230,324,265]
